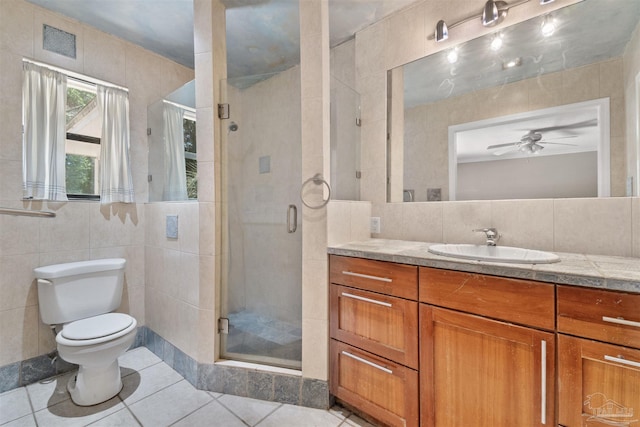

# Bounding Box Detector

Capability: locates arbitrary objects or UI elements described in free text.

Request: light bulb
[541,15,556,37]
[490,33,503,51]
[447,49,458,64]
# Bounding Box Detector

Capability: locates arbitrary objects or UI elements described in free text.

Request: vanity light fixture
[490,33,503,51]
[432,0,555,42]
[435,20,449,42]
[541,15,556,37]
[482,0,500,26]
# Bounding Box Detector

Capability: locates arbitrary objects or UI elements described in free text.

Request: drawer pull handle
[541,340,547,425]
[604,355,640,369]
[602,316,640,329]
[341,292,392,308]
[341,351,393,374]
[341,271,392,283]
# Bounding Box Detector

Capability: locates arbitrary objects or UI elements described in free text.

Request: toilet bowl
[34,259,137,406]
[56,313,137,406]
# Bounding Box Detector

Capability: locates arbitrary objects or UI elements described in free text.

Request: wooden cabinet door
[420,305,555,427]
[558,334,640,427]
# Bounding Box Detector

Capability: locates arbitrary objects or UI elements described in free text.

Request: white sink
[428,244,560,264]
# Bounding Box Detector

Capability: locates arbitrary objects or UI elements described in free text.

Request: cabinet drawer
[558,334,640,427]
[330,255,418,300]
[419,267,555,330]
[557,285,640,348]
[330,340,419,427]
[330,284,419,368]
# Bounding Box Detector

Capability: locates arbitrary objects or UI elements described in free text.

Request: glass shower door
[220,67,302,369]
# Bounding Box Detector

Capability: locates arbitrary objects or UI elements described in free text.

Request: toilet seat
[57,313,137,347]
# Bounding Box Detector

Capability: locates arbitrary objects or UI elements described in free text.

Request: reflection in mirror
[331,75,361,200]
[148,80,196,202]
[387,0,640,202]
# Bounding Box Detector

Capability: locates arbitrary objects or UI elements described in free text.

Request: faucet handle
[473,228,500,245]
[473,227,497,236]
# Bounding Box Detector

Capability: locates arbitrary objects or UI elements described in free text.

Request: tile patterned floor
[0,347,376,427]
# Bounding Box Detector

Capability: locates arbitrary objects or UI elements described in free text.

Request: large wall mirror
[387,0,640,202]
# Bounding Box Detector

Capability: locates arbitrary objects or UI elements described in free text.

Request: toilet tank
[34,259,127,325]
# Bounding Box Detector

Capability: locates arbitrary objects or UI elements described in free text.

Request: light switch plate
[166,215,178,239]
[370,217,381,234]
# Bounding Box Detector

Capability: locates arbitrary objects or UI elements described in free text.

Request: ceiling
[26,0,418,87]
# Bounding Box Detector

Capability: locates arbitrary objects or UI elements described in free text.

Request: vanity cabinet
[419,268,556,427]
[329,255,419,427]
[328,254,640,427]
[557,285,640,427]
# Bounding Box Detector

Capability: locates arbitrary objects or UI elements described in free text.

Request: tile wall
[0,0,193,378]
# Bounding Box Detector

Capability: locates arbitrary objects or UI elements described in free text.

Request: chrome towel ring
[300,173,331,209]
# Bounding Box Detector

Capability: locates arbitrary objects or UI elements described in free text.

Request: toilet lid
[61,313,134,340]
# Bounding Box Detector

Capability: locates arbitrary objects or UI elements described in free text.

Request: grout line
[167,395,217,427]
[116,393,144,427]
[218,397,282,427]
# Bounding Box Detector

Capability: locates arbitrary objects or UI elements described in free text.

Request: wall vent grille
[43,24,76,59]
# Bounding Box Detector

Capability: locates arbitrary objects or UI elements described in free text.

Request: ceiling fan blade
[492,146,520,156]
[487,142,518,150]
[538,141,578,146]
[531,118,598,133]
[543,135,577,140]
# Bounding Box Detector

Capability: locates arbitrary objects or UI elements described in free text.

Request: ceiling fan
[486,118,598,156]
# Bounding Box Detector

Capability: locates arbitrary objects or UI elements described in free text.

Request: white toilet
[34,258,137,406]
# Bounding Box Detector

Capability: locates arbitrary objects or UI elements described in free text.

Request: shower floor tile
[0,347,374,426]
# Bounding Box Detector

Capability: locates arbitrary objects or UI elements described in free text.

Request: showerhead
[228,121,239,132]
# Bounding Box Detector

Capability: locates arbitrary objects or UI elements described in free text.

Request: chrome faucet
[473,228,500,246]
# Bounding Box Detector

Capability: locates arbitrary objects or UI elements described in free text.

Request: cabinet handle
[602,316,640,329]
[341,292,392,308]
[604,355,640,369]
[541,340,547,425]
[341,351,393,374]
[341,271,392,283]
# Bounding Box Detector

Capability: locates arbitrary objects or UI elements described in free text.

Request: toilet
[34,258,137,406]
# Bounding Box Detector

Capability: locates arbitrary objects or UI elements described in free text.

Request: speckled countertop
[328,239,640,294]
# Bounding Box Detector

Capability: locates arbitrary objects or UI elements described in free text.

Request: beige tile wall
[0,0,193,366]
[327,201,372,247]
[145,202,201,358]
[300,0,331,381]
[372,197,639,258]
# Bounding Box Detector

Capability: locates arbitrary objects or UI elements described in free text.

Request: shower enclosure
[220,64,303,369]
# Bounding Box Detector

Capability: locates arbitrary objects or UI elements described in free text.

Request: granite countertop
[328,239,640,294]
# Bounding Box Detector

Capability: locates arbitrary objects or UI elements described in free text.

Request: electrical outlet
[370,217,381,234]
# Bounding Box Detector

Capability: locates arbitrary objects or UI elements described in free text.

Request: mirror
[148,80,197,202]
[387,0,640,202]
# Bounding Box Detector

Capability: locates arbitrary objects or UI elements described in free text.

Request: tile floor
[0,347,375,427]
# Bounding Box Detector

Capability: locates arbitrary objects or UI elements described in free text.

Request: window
[65,79,101,199]
[183,112,197,199]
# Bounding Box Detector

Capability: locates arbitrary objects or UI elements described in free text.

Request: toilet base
[67,360,123,406]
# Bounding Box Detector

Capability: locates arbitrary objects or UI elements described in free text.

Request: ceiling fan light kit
[486,119,597,157]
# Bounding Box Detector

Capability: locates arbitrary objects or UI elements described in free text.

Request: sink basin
[428,244,560,264]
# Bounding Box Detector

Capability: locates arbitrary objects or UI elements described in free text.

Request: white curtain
[97,85,135,204]
[22,62,68,201]
[163,103,188,200]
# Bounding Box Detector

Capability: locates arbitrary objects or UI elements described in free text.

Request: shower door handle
[287,204,297,233]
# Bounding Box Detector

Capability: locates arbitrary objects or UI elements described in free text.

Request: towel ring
[300,173,331,209]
